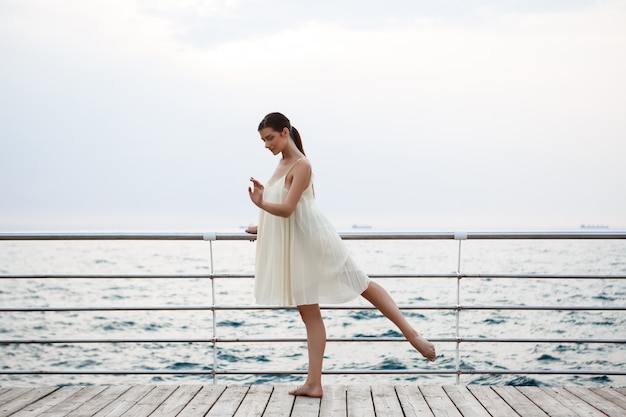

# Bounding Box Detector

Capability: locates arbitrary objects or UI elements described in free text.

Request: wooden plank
[0,388,36,407]
[149,385,204,417]
[233,384,273,417]
[92,385,155,417]
[260,385,296,417]
[466,386,519,417]
[39,386,108,417]
[518,386,586,417]
[347,385,375,417]
[543,387,608,417]
[0,387,58,417]
[566,386,626,417]
[177,385,227,417]
[319,385,347,417]
[65,386,132,417]
[490,386,549,417]
[590,388,626,412]
[443,386,491,417]
[117,385,178,417]
[419,385,463,417]
[205,385,249,417]
[395,385,435,417]
[8,386,82,417]
[292,394,321,417]
[371,385,403,417]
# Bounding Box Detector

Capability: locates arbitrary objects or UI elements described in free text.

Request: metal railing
[1,231,625,385]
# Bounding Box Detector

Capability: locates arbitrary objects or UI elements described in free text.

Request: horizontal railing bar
[1,305,624,312]
[459,369,626,375]
[1,231,625,241]
[0,274,455,280]
[0,305,436,312]
[1,369,624,376]
[0,274,452,280]
[0,370,428,376]
[219,369,626,376]
[0,232,238,241]
[0,274,218,280]
[339,231,626,240]
[2,273,625,280]
[1,337,623,345]
[0,370,452,376]
[463,274,626,279]
[458,305,626,311]
[457,338,626,343]
[0,305,446,312]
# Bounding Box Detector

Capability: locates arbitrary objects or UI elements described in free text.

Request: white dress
[254,159,370,306]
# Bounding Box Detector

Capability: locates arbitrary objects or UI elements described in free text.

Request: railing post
[203,232,218,384]
[454,231,467,385]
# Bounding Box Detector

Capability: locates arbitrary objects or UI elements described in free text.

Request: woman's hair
[258,112,305,155]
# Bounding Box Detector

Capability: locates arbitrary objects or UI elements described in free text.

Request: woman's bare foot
[289,383,323,398]
[408,333,436,362]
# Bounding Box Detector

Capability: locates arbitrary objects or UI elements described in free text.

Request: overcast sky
[1,0,625,231]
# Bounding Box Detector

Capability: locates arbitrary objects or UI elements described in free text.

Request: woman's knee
[297,304,322,322]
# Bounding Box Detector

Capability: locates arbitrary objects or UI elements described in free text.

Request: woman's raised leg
[361,281,436,361]
[289,303,326,397]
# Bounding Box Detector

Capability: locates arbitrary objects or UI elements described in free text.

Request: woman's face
[259,127,289,155]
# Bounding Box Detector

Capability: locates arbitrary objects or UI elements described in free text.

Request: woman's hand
[245,225,258,234]
[248,177,264,208]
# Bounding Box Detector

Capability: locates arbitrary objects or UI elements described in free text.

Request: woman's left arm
[249,160,311,218]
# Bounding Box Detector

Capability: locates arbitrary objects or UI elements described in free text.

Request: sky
[1,0,625,232]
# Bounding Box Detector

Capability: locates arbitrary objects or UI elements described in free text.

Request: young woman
[246,112,435,398]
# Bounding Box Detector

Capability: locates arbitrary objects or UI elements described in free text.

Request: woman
[247,112,435,398]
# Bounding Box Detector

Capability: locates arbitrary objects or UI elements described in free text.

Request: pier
[2,384,626,416]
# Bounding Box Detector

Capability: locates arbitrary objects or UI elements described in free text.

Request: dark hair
[258,112,305,155]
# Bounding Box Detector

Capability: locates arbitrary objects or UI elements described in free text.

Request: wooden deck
[1,385,625,417]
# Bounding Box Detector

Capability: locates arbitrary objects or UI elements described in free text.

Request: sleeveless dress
[254,159,371,306]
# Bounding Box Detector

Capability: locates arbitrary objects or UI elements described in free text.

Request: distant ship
[351,224,372,229]
[580,224,609,229]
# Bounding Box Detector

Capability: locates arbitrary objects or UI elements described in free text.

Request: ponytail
[290,126,305,155]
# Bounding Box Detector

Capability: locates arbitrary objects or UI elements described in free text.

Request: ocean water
[0,235,625,387]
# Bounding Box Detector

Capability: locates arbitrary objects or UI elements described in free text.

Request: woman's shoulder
[298,157,312,167]
[285,157,312,182]
[290,157,312,172]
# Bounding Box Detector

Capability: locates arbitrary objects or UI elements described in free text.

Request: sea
[1,230,625,387]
